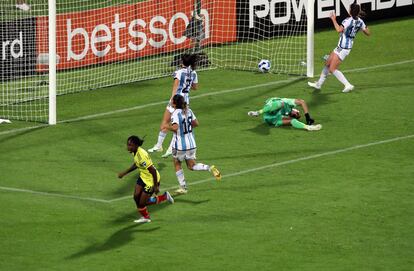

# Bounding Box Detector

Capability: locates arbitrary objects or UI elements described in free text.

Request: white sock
[332,69,351,86]
[176,169,186,188]
[317,66,329,87]
[192,163,210,171]
[156,131,167,148]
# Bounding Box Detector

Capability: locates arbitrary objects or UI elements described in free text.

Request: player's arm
[294,99,314,125]
[147,165,159,194]
[362,26,370,36]
[118,163,137,179]
[330,12,344,33]
[170,79,180,100]
[191,73,199,90]
[168,123,179,132]
[192,119,199,128]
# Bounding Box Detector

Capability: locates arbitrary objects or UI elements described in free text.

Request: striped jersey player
[308,2,370,93]
[148,54,199,157]
[168,94,221,194]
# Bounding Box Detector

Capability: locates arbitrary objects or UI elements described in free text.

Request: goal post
[1,0,313,124]
[307,0,315,78]
[48,0,56,125]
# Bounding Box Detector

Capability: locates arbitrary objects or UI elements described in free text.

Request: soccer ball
[258,59,271,73]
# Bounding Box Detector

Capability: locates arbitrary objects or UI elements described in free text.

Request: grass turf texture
[0,17,413,270]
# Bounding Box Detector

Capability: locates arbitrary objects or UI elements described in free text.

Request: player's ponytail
[127,135,144,147]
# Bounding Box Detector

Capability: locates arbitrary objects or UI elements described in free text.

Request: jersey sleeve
[140,154,153,169]
[173,70,182,80]
[137,149,153,169]
[360,19,367,30]
[171,111,179,125]
[190,109,197,120]
[282,98,297,108]
[341,17,351,28]
[192,71,198,84]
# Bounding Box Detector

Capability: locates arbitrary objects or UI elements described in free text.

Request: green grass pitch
[0,17,413,270]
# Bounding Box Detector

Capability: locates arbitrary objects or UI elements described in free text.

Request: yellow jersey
[133,147,160,185]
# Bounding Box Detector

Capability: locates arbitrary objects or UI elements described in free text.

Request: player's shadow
[172,194,210,205]
[66,224,160,259]
[306,88,338,109]
[245,122,272,135]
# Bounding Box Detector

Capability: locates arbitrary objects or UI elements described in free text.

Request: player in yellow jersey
[118,135,174,223]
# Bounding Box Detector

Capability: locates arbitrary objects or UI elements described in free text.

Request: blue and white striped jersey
[337,17,366,49]
[173,67,198,105]
[171,108,197,151]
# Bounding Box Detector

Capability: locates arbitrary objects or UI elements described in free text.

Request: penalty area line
[108,134,414,203]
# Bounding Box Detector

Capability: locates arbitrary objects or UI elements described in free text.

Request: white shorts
[172,148,197,161]
[333,47,351,61]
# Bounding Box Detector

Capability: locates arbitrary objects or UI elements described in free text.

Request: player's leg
[280,118,322,131]
[174,154,188,194]
[185,150,221,181]
[162,138,174,158]
[308,52,334,89]
[146,182,175,205]
[149,108,172,152]
[133,181,151,223]
[329,50,354,92]
[248,99,282,117]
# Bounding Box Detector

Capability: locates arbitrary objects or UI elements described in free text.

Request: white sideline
[0,58,413,137]
[1,134,412,203]
[0,185,109,203]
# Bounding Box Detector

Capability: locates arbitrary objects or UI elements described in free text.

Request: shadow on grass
[66,224,160,260]
[0,125,48,144]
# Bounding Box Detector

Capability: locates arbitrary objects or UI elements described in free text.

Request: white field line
[108,134,414,203]
[1,134,412,203]
[0,185,109,203]
[1,58,413,137]
[0,134,414,203]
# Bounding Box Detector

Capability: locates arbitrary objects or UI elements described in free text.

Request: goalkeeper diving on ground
[248,97,322,131]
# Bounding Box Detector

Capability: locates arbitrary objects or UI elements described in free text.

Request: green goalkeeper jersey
[262,98,296,126]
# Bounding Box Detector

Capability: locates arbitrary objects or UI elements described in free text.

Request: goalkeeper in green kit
[248,97,322,131]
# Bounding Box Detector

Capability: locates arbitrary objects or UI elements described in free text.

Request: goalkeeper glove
[305,113,314,125]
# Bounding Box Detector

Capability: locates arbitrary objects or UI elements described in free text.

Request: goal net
[0,0,312,123]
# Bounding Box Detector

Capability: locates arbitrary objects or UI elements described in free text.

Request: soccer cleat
[161,148,172,158]
[307,81,321,90]
[148,145,163,153]
[210,165,222,181]
[306,124,322,131]
[165,191,174,204]
[175,186,188,195]
[134,217,151,224]
[342,84,354,93]
[248,111,259,117]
